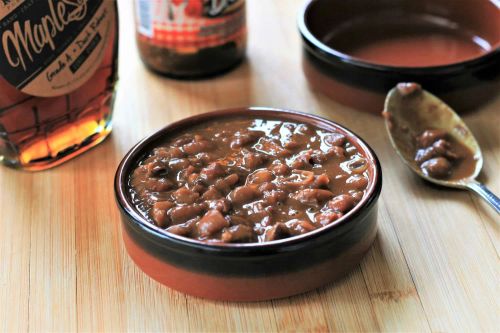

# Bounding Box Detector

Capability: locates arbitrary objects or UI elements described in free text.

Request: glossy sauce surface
[324,15,490,67]
[128,118,370,243]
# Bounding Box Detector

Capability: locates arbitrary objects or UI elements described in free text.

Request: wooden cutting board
[1,1,498,331]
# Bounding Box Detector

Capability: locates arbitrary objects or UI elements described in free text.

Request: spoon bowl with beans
[382,83,499,213]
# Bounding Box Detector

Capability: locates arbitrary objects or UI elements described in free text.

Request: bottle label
[136,0,245,52]
[0,0,115,97]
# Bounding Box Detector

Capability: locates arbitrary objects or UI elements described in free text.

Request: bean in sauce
[414,129,476,180]
[129,118,371,243]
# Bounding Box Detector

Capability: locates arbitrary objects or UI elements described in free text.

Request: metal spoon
[382,82,499,214]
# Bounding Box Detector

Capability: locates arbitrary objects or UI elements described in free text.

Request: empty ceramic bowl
[298,0,500,113]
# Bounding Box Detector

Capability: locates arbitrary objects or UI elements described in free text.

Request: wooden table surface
[1,1,499,332]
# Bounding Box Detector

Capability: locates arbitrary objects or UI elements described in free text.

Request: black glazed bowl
[298,0,500,113]
[114,108,382,301]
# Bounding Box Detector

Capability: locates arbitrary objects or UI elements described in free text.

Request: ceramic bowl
[114,107,382,301]
[298,0,500,113]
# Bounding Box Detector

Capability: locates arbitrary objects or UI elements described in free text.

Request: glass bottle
[135,0,246,78]
[0,0,119,170]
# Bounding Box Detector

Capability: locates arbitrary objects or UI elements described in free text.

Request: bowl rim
[114,107,382,252]
[297,0,500,73]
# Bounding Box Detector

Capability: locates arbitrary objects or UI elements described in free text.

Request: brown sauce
[128,118,371,243]
[414,129,477,180]
[323,15,490,67]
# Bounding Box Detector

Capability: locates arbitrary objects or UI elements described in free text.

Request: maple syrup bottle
[135,0,246,78]
[0,0,119,170]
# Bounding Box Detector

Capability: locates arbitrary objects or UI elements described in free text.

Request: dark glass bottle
[135,0,246,78]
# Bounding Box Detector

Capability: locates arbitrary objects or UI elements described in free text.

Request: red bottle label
[135,0,245,52]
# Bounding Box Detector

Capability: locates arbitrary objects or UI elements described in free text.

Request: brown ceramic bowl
[299,0,500,113]
[114,108,382,301]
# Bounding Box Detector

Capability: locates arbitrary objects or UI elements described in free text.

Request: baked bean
[169,204,203,224]
[169,147,185,158]
[194,152,216,165]
[286,219,316,234]
[311,150,328,164]
[413,129,474,180]
[145,161,168,177]
[200,162,225,183]
[215,173,239,193]
[132,165,148,178]
[328,194,356,213]
[264,190,287,205]
[130,118,370,243]
[191,184,206,194]
[154,146,184,159]
[444,149,461,161]
[187,173,199,185]
[324,133,346,147]
[227,215,252,226]
[173,135,194,147]
[314,211,343,225]
[265,223,290,241]
[248,210,272,226]
[344,158,368,174]
[415,139,451,163]
[224,173,240,186]
[432,139,451,155]
[415,147,433,164]
[271,162,289,175]
[292,189,334,206]
[346,175,368,190]
[247,169,273,184]
[295,124,314,135]
[351,191,364,202]
[288,150,313,169]
[172,187,199,204]
[201,186,222,200]
[186,165,197,175]
[283,138,302,149]
[429,139,461,161]
[254,138,291,158]
[259,182,277,192]
[246,204,272,224]
[151,201,175,227]
[183,140,213,155]
[282,170,314,188]
[221,225,255,242]
[242,151,267,169]
[145,178,173,192]
[313,174,330,188]
[421,157,452,178]
[206,198,231,213]
[230,130,263,149]
[417,129,447,147]
[166,218,197,236]
[152,147,168,158]
[168,158,190,171]
[197,210,230,237]
[326,146,345,158]
[229,185,257,205]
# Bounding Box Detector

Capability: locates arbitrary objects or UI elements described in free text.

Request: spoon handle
[466,180,500,214]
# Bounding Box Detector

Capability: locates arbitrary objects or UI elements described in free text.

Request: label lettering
[1,0,88,71]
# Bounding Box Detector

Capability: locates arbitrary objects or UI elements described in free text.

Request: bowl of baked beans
[114,107,382,301]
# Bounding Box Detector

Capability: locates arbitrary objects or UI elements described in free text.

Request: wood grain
[1,1,499,332]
